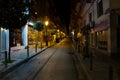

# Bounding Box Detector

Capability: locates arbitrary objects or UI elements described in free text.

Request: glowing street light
[45,20,49,26]
[45,20,49,46]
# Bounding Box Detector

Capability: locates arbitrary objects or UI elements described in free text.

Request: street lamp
[45,20,49,46]
[45,21,49,26]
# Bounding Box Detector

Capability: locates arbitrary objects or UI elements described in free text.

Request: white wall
[22,24,28,46]
[94,0,110,24]
[0,28,9,52]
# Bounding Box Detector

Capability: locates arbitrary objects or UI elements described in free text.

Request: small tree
[33,21,44,51]
[33,21,44,31]
[0,0,29,62]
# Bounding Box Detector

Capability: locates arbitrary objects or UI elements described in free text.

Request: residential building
[79,0,120,56]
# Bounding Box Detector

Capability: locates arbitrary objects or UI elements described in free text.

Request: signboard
[94,20,109,32]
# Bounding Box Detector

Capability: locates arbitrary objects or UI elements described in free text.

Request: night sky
[0,0,72,30]
[53,0,71,27]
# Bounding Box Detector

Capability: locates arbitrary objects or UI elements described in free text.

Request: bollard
[78,45,80,53]
[27,46,29,57]
[40,43,42,49]
[90,50,94,71]
[90,54,93,70]
[35,44,37,52]
[5,51,8,67]
[109,66,113,80]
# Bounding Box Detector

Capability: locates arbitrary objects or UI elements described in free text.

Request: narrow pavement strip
[74,52,120,80]
[71,40,120,80]
[70,41,88,80]
[0,47,48,78]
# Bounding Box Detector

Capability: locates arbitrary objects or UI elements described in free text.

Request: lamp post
[45,20,49,46]
[27,25,30,58]
[27,33,29,57]
[35,30,38,53]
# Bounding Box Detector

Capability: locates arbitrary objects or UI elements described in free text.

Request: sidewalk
[0,46,47,78]
[75,51,120,80]
[71,39,120,80]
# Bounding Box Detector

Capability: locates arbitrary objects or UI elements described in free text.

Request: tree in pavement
[0,0,30,62]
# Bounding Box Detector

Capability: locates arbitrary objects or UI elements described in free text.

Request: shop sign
[94,20,109,32]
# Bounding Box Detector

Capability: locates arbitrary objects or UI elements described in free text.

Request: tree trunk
[8,28,11,62]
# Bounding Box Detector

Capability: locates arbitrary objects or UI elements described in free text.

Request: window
[97,0,103,17]
[89,13,92,27]
[89,13,95,27]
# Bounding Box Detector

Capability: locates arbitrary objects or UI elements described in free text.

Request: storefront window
[97,30,107,50]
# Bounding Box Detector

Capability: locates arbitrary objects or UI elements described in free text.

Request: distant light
[1,28,4,31]
[23,7,29,15]
[35,12,38,15]
[45,21,49,26]
[27,22,34,26]
[57,29,60,32]
[77,32,82,38]
[71,31,74,36]
[1,27,6,31]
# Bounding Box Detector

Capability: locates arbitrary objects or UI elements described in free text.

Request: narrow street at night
[1,38,79,80]
[0,0,120,80]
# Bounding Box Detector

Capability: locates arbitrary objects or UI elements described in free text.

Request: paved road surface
[1,38,79,80]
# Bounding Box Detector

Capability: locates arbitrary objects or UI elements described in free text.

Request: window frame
[97,0,103,17]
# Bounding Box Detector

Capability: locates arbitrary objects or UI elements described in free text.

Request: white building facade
[85,0,120,56]
[0,28,9,53]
